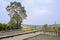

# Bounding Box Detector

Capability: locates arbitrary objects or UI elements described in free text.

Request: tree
[43,24,48,30]
[6,2,27,29]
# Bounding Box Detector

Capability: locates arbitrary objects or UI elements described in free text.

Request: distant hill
[21,24,43,30]
[22,24,43,27]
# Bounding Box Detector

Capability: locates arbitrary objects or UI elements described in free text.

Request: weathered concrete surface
[1,32,43,40]
[24,34,60,40]
[0,29,23,36]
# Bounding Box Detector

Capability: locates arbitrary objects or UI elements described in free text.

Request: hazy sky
[0,0,60,25]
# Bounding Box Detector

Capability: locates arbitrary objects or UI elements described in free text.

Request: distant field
[22,27,36,32]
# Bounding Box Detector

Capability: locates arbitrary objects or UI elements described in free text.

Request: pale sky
[0,0,60,25]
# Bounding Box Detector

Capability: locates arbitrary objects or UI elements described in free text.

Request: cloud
[25,0,33,4]
[0,0,9,23]
[22,0,54,25]
[39,9,49,14]
[39,0,56,3]
[0,0,8,7]
[0,0,57,25]
[24,0,56,5]
[34,9,49,16]
[0,0,9,13]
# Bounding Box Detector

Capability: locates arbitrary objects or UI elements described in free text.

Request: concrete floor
[24,34,60,40]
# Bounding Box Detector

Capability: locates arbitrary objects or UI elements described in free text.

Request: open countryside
[0,0,60,40]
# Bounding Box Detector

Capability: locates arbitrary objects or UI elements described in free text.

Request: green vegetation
[42,24,60,32]
[43,24,48,30]
[6,1,27,29]
[29,28,37,32]
[0,23,9,31]
[1,1,27,30]
[0,23,21,31]
[0,2,27,31]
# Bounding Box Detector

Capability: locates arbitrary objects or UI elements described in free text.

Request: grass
[22,27,37,32]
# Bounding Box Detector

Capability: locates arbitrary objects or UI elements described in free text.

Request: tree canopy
[6,1,27,29]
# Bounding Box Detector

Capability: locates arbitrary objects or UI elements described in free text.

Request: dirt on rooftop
[24,34,60,40]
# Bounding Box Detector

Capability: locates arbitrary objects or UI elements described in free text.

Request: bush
[0,23,8,31]
[0,23,21,31]
[0,23,10,31]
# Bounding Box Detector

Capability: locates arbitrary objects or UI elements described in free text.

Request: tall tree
[6,2,27,29]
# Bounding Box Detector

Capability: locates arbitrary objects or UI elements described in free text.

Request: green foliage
[6,2,27,29]
[30,28,36,31]
[0,23,8,31]
[43,24,48,30]
[0,23,3,31]
[0,23,22,31]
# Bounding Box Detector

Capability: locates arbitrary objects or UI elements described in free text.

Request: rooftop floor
[24,34,60,40]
